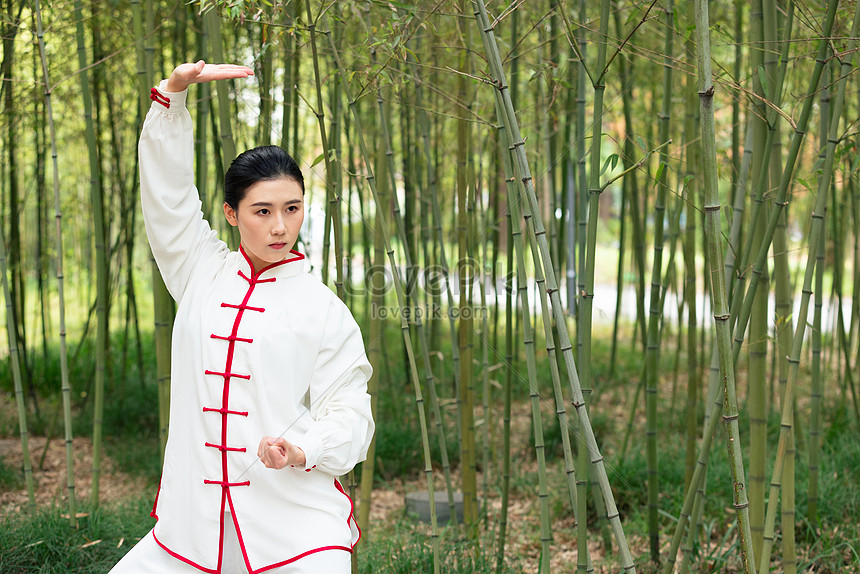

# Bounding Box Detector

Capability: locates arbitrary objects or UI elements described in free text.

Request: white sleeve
[297,296,374,476]
[138,81,228,302]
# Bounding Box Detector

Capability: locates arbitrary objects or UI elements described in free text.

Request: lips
[269,243,287,250]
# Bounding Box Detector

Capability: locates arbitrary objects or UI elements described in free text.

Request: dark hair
[224,145,305,209]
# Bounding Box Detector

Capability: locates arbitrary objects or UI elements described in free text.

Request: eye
[287,205,299,213]
[257,208,270,215]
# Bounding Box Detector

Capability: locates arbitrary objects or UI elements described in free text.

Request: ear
[223,202,238,227]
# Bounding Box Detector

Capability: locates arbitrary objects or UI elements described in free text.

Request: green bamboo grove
[2,0,860,572]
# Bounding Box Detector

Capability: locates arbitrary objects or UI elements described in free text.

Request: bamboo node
[722,413,739,421]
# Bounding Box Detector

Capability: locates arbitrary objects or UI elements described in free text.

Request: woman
[110,61,374,574]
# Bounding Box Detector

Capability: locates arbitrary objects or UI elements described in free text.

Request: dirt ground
[0,436,141,518]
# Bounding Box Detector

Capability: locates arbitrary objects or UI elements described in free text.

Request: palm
[167,61,253,92]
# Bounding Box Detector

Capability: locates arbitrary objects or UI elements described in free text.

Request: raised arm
[139,61,253,301]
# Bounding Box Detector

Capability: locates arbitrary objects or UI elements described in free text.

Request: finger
[257,437,274,458]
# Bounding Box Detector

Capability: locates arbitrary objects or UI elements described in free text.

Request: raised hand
[165,60,254,93]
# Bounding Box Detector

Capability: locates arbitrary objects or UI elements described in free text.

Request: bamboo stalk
[772,6,797,569]
[808,187,824,528]
[694,0,757,569]
[501,126,553,574]
[410,51,465,525]
[645,0,676,559]
[609,4,635,381]
[372,57,459,529]
[1,222,34,504]
[456,1,479,531]
[473,1,636,570]
[758,6,860,569]
[747,0,768,555]
[303,1,343,299]
[204,7,237,168]
[324,19,441,572]
[494,88,595,569]
[579,0,613,562]
[73,0,109,512]
[495,173,514,574]
[34,0,77,528]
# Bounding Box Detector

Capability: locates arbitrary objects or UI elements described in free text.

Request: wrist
[294,446,306,467]
[164,77,188,94]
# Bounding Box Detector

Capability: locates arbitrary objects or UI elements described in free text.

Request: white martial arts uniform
[111,83,373,574]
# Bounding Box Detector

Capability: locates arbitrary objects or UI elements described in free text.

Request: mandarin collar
[235,244,307,282]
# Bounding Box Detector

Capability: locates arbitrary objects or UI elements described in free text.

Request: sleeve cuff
[296,432,324,470]
[149,79,188,113]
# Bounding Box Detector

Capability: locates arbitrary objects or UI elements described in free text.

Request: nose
[272,212,286,235]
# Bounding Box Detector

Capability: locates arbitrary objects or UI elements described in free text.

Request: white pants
[110,514,351,574]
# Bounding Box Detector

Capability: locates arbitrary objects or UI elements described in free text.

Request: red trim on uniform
[150,478,162,519]
[334,477,363,548]
[150,87,171,109]
[254,546,352,573]
[153,531,219,574]
[238,244,305,281]
[226,493,352,574]
[201,258,273,569]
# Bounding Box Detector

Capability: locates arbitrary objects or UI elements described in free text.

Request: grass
[0,497,155,574]
[0,456,24,491]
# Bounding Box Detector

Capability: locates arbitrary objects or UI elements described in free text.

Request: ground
[0,437,139,518]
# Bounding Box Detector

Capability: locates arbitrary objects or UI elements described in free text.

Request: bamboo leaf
[654,161,666,183]
[757,65,769,95]
[601,153,619,176]
[311,152,326,167]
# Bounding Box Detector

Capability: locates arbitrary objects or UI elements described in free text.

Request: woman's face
[223,177,304,272]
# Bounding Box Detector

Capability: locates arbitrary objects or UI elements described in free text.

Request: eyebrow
[248,199,303,208]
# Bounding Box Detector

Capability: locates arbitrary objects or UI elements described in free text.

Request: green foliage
[0,330,162,487]
[356,518,524,574]
[0,457,24,491]
[0,497,155,574]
